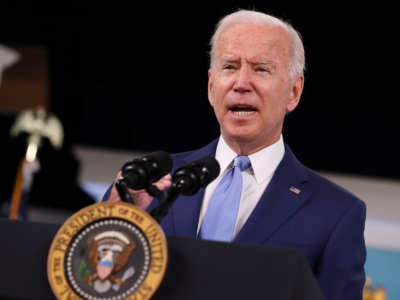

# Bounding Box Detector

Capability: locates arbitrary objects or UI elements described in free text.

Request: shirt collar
[215,135,285,183]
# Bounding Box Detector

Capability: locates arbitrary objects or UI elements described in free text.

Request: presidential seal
[47,201,168,300]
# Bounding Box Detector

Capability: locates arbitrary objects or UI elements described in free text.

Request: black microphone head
[173,156,220,195]
[136,150,172,178]
[192,156,220,185]
[122,150,172,189]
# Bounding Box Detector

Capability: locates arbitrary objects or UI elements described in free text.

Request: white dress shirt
[197,135,285,238]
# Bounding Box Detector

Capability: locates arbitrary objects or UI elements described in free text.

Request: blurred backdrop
[1,2,399,180]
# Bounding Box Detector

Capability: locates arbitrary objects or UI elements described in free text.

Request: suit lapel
[170,139,219,238]
[171,192,205,237]
[235,145,312,244]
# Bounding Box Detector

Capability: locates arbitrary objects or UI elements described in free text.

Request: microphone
[150,156,220,222]
[172,156,220,195]
[116,150,172,203]
[121,150,172,190]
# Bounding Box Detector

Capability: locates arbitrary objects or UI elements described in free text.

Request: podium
[0,219,324,300]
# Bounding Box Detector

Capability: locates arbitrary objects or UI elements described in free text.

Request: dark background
[1,2,399,182]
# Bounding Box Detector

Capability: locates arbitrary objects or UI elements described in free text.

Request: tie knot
[233,156,251,171]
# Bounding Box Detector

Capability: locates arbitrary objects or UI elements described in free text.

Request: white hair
[209,9,305,80]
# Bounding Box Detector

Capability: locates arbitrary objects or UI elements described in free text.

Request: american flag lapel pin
[289,186,301,195]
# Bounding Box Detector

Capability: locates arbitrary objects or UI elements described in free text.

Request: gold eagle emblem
[85,230,136,293]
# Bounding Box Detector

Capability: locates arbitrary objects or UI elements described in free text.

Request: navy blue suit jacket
[105,138,366,300]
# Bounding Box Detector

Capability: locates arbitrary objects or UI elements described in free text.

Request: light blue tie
[200,156,251,242]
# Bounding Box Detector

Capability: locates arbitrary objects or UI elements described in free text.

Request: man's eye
[256,67,270,73]
[223,64,235,70]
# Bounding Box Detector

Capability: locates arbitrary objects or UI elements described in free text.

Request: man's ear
[207,69,215,106]
[286,75,304,112]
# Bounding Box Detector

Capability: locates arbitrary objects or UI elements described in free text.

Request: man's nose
[233,67,252,92]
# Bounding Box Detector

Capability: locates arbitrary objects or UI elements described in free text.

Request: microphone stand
[115,179,135,204]
[150,180,183,223]
[116,177,167,223]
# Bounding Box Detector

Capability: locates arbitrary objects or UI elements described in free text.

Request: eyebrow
[250,59,276,66]
[220,57,277,66]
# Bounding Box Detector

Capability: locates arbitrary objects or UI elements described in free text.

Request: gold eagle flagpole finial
[8,106,64,220]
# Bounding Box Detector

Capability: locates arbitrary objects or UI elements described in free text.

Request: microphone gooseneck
[150,156,220,223]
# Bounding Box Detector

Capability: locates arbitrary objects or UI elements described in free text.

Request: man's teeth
[233,111,253,116]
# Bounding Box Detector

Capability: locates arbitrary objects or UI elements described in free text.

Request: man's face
[208,23,303,153]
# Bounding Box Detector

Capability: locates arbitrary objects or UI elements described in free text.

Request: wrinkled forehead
[215,23,292,61]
